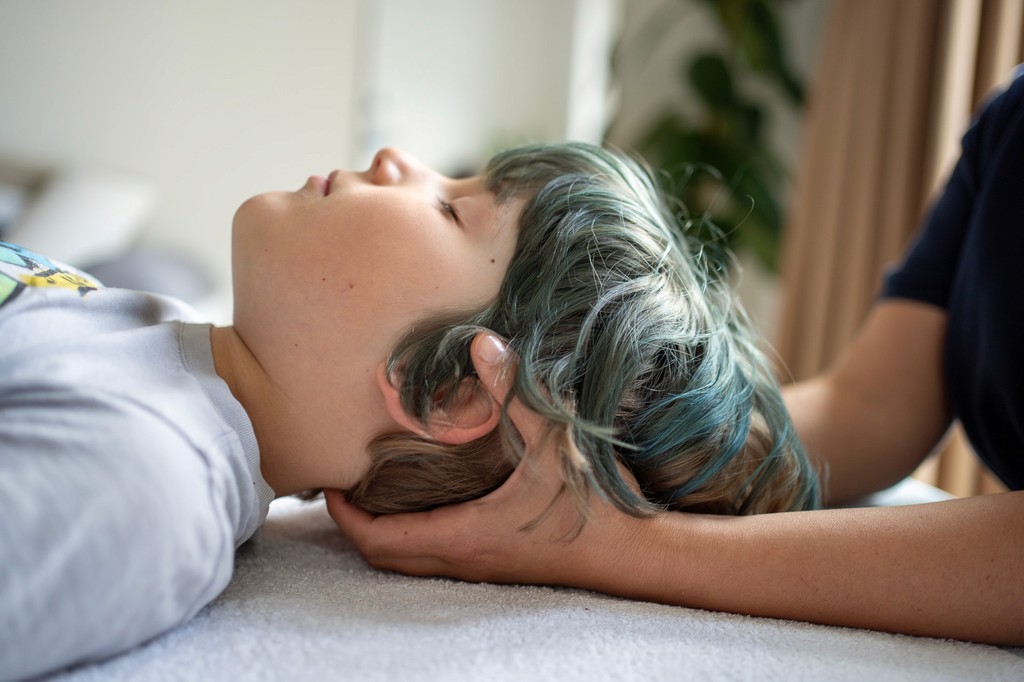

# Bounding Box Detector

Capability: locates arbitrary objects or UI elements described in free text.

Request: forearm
[782,377,925,503]
[781,302,952,504]
[585,492,1024,645]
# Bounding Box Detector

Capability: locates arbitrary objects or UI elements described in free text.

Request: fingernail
[478,334,507,365]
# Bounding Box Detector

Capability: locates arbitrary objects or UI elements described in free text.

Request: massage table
[44,481,1024,681]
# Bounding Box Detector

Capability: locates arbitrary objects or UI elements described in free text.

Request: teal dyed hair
[346,142,820,518]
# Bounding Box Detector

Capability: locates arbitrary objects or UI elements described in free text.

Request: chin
[233,192,282,234]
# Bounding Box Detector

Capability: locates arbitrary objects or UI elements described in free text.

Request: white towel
[46,496,1024,681]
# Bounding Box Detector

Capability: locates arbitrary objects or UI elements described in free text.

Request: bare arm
[604,493,1024,644]
[327,331,1024,645]
[783,300,952,504]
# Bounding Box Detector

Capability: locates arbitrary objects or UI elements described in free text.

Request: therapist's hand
[325,332,654,588]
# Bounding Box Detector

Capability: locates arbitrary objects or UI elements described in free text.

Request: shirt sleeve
[0,385,235,681]
[882,67,1024,306]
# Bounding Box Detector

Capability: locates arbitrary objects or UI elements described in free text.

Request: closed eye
[438,197,461,226]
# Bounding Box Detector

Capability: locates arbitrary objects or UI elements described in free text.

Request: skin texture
[783,301,952,504]
[211,148,520,496]
[327,306,1024,645]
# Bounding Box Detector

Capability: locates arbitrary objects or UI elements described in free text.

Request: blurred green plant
[619,0,806,272]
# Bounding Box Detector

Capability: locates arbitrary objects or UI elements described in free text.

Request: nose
[370,147,430,186]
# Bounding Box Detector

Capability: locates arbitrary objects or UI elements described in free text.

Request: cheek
[391,250,508,315]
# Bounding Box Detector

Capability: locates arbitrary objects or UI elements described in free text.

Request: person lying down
[0,142,818,682]
[320,142,820,519]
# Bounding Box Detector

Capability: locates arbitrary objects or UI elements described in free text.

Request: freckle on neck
[490,258,496,264]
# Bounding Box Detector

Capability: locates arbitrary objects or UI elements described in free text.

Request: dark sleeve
[882,67,1024,306]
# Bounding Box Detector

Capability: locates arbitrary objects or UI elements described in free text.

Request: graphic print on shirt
[0,241,101,309]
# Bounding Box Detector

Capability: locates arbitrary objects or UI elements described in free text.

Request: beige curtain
[776,0,1024,497]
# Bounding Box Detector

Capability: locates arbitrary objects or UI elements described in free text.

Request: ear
[375,362,501,444]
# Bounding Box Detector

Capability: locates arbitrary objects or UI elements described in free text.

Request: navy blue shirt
[883,67,1024,490]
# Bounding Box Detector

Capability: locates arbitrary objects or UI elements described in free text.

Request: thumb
[469,332,545,456]
[470,332,515,405]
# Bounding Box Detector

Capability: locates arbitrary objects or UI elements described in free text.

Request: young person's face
[230,147,521,395]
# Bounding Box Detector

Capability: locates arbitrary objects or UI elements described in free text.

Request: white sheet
[44,491,1024,681]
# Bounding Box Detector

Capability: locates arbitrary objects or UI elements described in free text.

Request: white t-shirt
[0,241,274,681]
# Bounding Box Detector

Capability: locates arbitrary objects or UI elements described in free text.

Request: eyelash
[438,197,460,224]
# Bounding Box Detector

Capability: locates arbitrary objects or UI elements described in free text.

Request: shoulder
[962,68,1024,170]
[982,67,1024,120]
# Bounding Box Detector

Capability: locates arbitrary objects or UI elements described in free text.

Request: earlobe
[375,362,501,444]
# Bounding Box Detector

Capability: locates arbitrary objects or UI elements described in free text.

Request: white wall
[0,0,358,317]
[354,0,619,173]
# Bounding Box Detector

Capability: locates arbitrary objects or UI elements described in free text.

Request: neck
[209,326,381,497]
